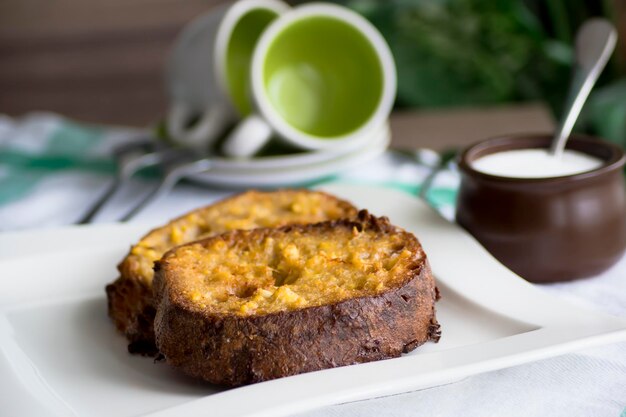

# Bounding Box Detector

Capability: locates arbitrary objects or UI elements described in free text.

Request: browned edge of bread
[153,210,441,386]
[106,189,358,356]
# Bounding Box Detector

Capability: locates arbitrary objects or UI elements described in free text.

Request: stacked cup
[166,0,396,159]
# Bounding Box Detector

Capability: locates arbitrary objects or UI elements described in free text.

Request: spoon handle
[550,69,598,157]
[550,19,617,157]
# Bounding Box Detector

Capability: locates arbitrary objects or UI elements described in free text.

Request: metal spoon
[418,149,457,201]
[550,18,617,158]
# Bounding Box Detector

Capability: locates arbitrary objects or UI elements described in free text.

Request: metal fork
[76,139,156,224]
[75,140,196,224]
[117,156,214,221]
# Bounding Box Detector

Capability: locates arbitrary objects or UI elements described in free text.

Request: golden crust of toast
[153,211,440,386]
[106,190,358,355]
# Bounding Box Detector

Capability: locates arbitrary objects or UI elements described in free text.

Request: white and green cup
[222,3,396,157]
[166,0,289,149]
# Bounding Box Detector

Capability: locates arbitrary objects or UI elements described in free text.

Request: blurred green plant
[337,0,571,109]
[331,0,625,146]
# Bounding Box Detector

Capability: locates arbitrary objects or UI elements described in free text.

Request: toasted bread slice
[106,190,357,355]
[153,211,440,386]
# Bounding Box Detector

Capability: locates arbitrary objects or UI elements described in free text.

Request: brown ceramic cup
[456,134,626,283]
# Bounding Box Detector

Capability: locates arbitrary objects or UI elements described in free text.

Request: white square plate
[1,185,625,417]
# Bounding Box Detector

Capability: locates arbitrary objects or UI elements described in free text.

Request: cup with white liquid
[456,134,626,283]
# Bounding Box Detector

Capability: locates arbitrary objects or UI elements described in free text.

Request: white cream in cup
[472,148,604,178]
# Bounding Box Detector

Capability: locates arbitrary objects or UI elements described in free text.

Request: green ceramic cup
[166,0,289,149]
[222,3,396,157]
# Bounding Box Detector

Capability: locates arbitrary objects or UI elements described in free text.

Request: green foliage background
[329,0,626,147]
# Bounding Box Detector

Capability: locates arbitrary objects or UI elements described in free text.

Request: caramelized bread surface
[154,211,440,386]
[106,190,358,354]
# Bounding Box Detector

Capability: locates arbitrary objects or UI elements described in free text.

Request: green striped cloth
[0,113,459,230]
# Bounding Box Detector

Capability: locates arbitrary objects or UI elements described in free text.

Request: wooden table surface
[390,104,554,151]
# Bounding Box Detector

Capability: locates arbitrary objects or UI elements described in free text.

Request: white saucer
[188,123,390,187]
